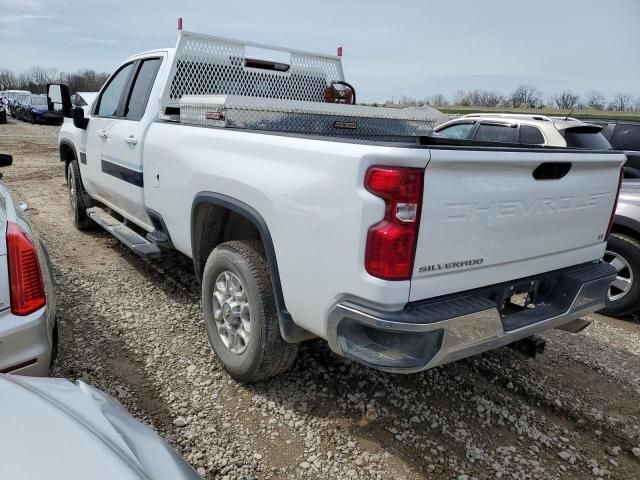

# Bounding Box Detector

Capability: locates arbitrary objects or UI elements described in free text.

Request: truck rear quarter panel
[142,124,429,337]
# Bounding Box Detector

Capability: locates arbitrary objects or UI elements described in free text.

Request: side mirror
[47,83,72,117]
[0,154,12,167]
[72,106,89,130]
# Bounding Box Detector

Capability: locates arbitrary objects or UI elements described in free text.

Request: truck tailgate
[409,148,625,302]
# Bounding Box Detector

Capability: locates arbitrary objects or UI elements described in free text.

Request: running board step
[87,207,162,259]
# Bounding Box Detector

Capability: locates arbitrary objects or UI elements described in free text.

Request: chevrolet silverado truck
[47,31,624,382]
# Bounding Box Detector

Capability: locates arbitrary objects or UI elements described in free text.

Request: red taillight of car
[6,222,46,316]
[364,166,424,280]
[606,167,624,240]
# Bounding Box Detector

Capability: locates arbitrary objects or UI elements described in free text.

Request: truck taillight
[6,222,46,316]
[364,166,423,280]
[606,167,624,240]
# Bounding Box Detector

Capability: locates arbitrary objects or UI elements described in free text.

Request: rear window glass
[610,124,640,151]
[435,122,475,139]
[474,123,517,143]
[563,129,611,149]
[519,125,545,145]
[125,58,162,120]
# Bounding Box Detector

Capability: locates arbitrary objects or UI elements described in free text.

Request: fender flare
[59,139,77,179]
[59,139,91,204]
[59,138,80,161]
[613,214,640,237]
[191,192,313,343]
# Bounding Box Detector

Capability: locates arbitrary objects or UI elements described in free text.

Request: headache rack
[162,31,438,141]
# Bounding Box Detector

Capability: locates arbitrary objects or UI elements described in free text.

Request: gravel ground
[1,119,640,480]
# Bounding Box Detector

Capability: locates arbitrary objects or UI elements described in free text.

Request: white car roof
[439,114,597,131]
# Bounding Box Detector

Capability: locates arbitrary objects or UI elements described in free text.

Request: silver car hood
[0,375,200,480]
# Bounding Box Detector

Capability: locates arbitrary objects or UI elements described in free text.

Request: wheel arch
[191,192,313,343]
[612,215,640,241]
[59,139,81,181]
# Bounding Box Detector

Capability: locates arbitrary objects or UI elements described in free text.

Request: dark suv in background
[588,121,640,177]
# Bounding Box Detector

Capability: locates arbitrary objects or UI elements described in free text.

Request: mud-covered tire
[67,160,93,230]
[600,233,640,317]
[202,240,298,382]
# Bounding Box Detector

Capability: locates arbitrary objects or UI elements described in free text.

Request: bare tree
[552,90,579,110]
[0,67,110,95]
[0,69,18,90]
[26,66,59,93]
[63,69,109,93]
[609,93,633,111]
[585,90,605,110]
[453,90,469,106]
[508,84,542,108]
[429,93,448,107]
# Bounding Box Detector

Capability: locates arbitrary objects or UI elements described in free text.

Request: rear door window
[124,58,162,120]
[610,124,640,151]
[473,123,518,143]
[519,125,545,145]
[435,122,475,139]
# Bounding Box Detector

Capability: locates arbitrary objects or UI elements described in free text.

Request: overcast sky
[0,0,638,103]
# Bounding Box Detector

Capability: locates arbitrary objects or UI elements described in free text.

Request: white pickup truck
[48,31,624,382]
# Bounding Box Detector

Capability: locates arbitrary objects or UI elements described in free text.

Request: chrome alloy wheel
[212,271,251,354]
[604,250,633,302]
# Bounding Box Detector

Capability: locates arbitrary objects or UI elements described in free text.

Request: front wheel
[67,160,93,230]
[600,233,640,317]
[202,240,298,382]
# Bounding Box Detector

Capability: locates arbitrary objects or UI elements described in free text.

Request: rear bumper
[327,261,616,373]
[0,306,52,376]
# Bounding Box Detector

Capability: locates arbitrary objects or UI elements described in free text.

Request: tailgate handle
[532,162,571,180]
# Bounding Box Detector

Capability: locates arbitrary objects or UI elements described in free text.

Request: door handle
[124,135,138,146]
[96,129,108,139]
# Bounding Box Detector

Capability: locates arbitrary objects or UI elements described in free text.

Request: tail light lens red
[6,222,46,316]
[606,167,624,240]
[365,166,424,280]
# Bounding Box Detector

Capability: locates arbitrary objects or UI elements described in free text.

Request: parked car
[0,374,201,479]
[434,113,612,148]
[10,93,30,119]
[602,180,640,317]
[71,91,98,114]
[20,94,63,124]
[0,154,57,375]
[4,90,31,117]
[48,31,623,382]
[586,120,640,177]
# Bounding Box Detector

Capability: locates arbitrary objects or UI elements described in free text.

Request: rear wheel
[67,160,93,230]
[202,240,298,382]
[600,233,640,317]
